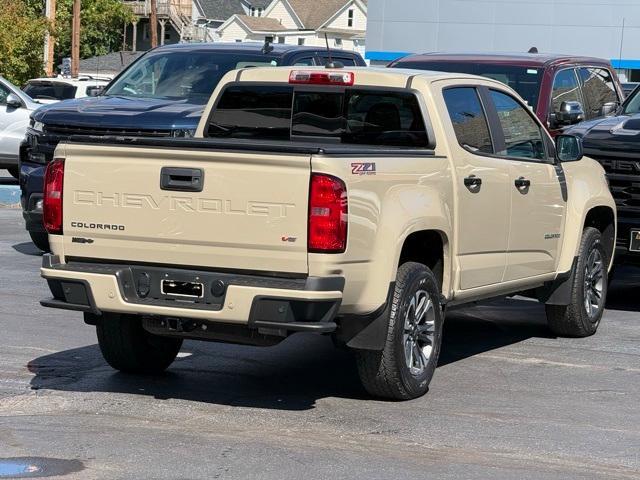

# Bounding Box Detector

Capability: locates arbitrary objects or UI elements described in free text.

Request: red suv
[390,53,624,135]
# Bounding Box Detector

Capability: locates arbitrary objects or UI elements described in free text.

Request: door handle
[514,177,531,189]
[160,167,204,192]
[464,175,482,189]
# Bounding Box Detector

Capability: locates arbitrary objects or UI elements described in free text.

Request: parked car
[23,75,111,104]
[389,53,623,136]
[40,66,615,400]
[0,76,40,178]
[20,42,366,251]
[566,83,640,265]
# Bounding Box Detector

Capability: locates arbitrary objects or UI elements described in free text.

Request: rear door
[441,85,511,289]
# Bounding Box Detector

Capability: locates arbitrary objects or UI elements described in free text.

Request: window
[278,36,285,43]
[251,7,255,15]
[348,8,354,27]
[208,86,429,147]
[334,37,343,47]
[293,57,314,66]
[443,87,493,154]
[298,38,305,46]
[0,84,9,104]
[257,7,262,16]
[579,67,619,119]
[489,90,546,160]
[23,81,77,101]
[551,68,581,114]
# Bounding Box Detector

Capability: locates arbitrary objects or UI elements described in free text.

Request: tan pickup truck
[40,67,615,400]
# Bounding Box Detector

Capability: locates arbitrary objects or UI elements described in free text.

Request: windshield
[622,85,640,114]
[23,81,77,101]
[392,61,543,109]
[105,51,279,103]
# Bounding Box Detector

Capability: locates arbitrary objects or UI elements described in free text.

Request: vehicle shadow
[26,267,640,409]
[12,241,43,257]
[0,176,18,186]
[27,298,557,409]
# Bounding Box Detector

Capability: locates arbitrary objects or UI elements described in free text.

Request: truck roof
[147,41,363,57]
[393,52,614,69]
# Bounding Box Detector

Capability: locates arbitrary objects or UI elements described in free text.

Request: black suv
[567,84,640,264]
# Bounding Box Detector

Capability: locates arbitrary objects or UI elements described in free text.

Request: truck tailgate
[60,143,310,274]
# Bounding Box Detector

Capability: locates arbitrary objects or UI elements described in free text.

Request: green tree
[0,0,49,85]
[55,0,135,66]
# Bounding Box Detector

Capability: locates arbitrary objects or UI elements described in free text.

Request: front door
[442,86,511,289]
[486,89,566,281]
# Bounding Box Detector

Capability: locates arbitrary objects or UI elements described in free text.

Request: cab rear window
[207,85,429,147]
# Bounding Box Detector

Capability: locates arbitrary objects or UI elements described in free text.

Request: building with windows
[215,0,367,55]
[366,0,640,81]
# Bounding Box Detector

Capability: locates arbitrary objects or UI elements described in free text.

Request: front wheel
[97,313,182,374]
[354,262,444,400]
[546,227,608,337]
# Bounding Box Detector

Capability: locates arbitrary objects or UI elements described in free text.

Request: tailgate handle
[160,167,204,192]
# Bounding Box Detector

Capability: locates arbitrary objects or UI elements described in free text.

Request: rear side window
[23,82,77,101]
[443,87,493,154]
[208,85,428,147]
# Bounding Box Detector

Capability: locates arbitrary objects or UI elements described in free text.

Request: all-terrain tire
[545,227,608,337]
[29,231,50,252]
[96,313,182,373]
[354,262,444,400]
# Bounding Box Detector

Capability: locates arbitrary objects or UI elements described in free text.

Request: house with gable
[215,0,367,54]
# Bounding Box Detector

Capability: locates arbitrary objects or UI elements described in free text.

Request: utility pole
[71,0,81,77]
[150,0,158,48]
[43,0,57,76]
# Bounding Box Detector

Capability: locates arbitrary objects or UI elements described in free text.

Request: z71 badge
[351,162,376,175]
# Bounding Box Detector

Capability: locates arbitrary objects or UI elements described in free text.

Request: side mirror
[86,86,104,97]
[6,93,23,108]
[601,101,618,116]
[554,100,585,127]
[555,134,583,162]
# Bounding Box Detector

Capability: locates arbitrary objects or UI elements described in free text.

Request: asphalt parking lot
[0,207,639,480]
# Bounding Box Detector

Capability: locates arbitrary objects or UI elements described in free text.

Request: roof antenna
[528,46,539,54]
[324,33,343,68]
[262,36,274,54]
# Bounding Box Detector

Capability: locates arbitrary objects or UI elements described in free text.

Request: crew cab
[566,83,640,265]
[19,42,365,252]
[390,52,624,136]
[40,67,616,400]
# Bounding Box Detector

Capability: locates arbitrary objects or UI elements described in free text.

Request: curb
[0,185,20,208]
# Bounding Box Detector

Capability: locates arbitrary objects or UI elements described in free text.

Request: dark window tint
[23,81,77,100]
[443,87,493,154]
[551,69,581,113]
[489,90,546,160]
[208,86,292,140]
[392,61,542,109]
[579,67,619,119]
[208,86,428,147]
[343,90,427,146]
[292,92,343,137]
[293,57,314,66]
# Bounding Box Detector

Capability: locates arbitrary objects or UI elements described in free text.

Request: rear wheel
[546,227,607,337]
[7,167,18,179]
[96,313,182,374]
[354,262,444,400]
[29,231,50,252]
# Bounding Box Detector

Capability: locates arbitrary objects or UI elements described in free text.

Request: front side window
[208,86,428,147]
[579,67,619,118]
[489,90,546,160]
[551,69,581,114]
[443,87,493,154]
[105,51,280,102]
[0,84,9,104]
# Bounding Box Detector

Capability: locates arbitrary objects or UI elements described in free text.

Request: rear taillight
[308,173,347,253]
[289,70,354,86]
[43,158,64,234]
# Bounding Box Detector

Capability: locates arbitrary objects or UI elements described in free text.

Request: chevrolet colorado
[40,67,616,400]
